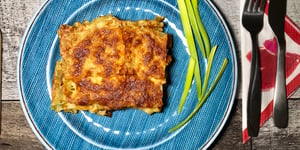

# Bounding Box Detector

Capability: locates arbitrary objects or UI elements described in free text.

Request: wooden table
[0,0,299,149]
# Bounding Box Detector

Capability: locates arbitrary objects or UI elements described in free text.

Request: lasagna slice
[51,15,170,116]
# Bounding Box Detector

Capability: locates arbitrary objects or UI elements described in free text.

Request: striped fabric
[241,0,300,143]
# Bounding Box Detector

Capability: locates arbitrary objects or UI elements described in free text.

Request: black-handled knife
[268,0,288,128]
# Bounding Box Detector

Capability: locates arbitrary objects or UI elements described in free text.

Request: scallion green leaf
[185,0,206,58]
[178,57,196,113]
[178,0,202,98]
[201,45,218,96]
[169,58,228,133]
[172,0,229,134]
[191,0,211,56]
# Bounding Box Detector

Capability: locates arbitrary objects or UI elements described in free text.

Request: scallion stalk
[178,0,202,98]
[191,0,211,56]
[185,0,206,58]
[178,57,196,113]
[201,45,218,96]
[169,58,228,133]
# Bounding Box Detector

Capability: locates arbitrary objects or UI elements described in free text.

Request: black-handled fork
[242,0,266,137]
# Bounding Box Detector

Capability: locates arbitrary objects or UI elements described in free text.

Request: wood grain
[252,100,300,150]
[0,26,2,136]
[0,100,251,150]
[210,99,251,150]
[0,0,299,100]
[1,100,298,149]
[211,98,300,149]
[0,0,43,100]
[213,0,300,99]
[0,102,44,150]
[0,0,299,149]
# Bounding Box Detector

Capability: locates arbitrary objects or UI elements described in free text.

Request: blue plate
[17,0,237,149]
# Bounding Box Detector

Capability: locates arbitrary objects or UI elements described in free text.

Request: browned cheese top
[52,15,169,114]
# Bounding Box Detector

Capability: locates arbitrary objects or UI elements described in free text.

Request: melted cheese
[51,15,170,116]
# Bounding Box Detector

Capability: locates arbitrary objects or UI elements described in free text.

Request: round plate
[17,0,237,149]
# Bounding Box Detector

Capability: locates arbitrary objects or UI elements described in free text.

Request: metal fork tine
[249,0,255,12]
[254,0,260,11]
[244,0,250,12]
[260,0,266,12]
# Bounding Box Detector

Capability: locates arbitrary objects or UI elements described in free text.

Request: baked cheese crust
[51,15,170,116]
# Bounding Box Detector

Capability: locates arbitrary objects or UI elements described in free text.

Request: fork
[242,0,266,137]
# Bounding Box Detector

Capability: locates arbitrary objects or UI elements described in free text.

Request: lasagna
[51,15,171,116]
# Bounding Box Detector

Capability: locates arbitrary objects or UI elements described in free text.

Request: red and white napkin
[241,0,300,143]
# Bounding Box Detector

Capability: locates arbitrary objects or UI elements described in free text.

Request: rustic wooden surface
[0,0,299,149]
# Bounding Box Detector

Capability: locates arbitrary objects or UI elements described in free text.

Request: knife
[268,0,288,128]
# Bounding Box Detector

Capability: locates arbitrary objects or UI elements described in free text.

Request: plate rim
[199,0,238,149]
[17,0,53,149]
[17,0,238,149]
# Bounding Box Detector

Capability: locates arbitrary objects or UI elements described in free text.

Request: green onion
[178,0,202,98]
[185,0,206,58]
[169,58,228,133]
[191,0,211,56]
[201,45,218,96]
[170,0,229,133]
[191,0,198,9]
[193,61,202,99]
[178,57,196,113]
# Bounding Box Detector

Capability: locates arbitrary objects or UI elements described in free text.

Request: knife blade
[268,0,288,128]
